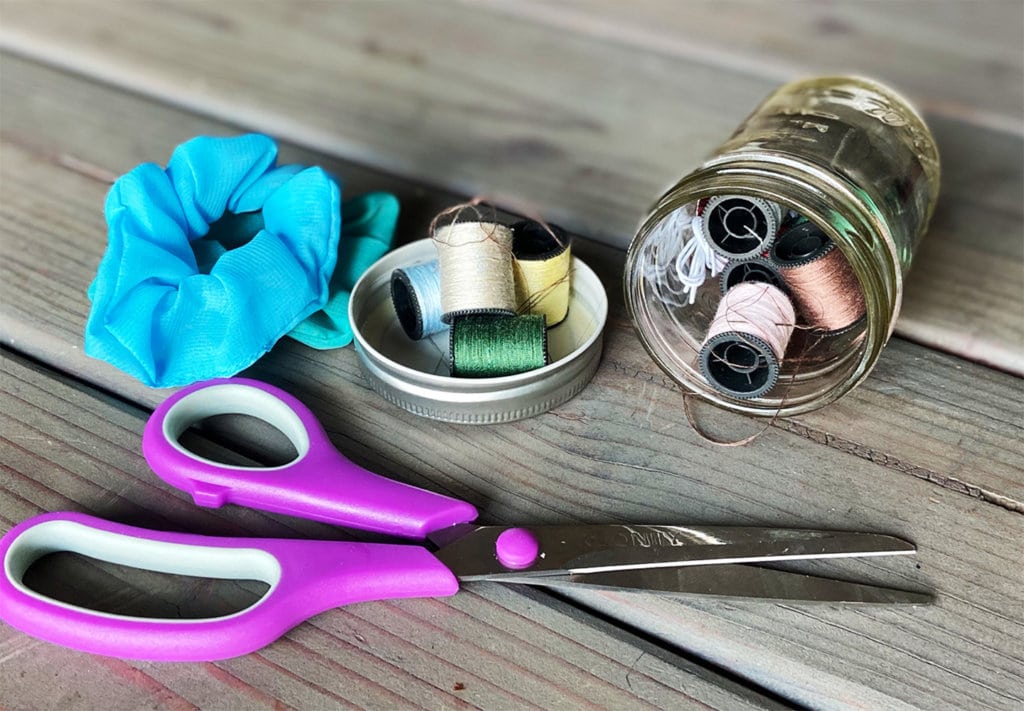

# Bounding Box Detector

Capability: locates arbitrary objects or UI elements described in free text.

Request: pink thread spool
[699,282,796,399]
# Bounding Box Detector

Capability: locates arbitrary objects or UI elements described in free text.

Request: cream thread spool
[770,221,866,334]
[434,221,516,323]
[699,282,796,399]
[511,220,572,327]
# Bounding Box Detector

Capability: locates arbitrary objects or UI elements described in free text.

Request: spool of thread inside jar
[702,195,782,261]
[699,282,795,399]
[770,221,866,333]
[434,222,516,323]
[719,258,788,295]
[511,220,572,327]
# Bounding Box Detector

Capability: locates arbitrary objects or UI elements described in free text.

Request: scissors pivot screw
[495,528,540,570]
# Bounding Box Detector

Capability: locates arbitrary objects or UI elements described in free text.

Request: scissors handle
[143,378,478,538]
[0,512,459,661]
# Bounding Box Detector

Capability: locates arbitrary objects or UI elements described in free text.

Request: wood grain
[9,313,1022,710]
[1,0,1021,371]
[1,352,780,711]
[478,0,1024,130]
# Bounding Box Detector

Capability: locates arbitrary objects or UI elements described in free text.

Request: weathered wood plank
[1,1,1021,371]
[1,352,780,711]
[221,348,1024,711]
[478,0,1024,130]
[1,53,1021,510]
[1,56,1023,709]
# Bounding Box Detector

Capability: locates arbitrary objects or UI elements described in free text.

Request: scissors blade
[432,525,917,580]
[528,565,934,605]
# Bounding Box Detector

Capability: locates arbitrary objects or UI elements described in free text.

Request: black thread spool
[770,219,834,266]
[700,332,779,399]
[705,231,792,399]
[719,258,788,295]
[703,195,782,261]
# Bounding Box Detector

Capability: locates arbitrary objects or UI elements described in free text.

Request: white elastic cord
[674,216,728,304]
[642,205,729,307]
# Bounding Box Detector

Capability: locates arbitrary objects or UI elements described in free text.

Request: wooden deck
[1,2,1021,709]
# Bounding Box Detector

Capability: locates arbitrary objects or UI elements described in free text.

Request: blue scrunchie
[186,191,399,351]
[86,134,341,387]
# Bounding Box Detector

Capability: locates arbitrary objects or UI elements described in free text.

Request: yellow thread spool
[511,220,572,327]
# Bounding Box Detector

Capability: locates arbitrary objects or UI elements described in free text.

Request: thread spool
[771,221,866,334]
[703,195,782,260]
[699,282,795,399]
[434,221,516,323]
[391,260,445,341]
[719,258,788,295]
[511,220,572,327]
[450,314,549,378]
[770,219,832,265]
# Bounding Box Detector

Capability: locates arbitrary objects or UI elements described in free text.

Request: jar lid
[349,239,607,424]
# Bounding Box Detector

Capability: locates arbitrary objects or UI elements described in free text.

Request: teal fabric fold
[287,192,399,349]
[85,134,341,387]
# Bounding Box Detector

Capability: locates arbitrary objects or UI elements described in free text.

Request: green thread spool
[451,314,549,378]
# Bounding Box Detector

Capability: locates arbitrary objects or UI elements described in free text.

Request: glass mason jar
[624,76,941,416]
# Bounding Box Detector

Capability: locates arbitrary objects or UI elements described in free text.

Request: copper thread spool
[770,221,866,334]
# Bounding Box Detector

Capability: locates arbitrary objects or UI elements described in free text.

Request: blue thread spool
[391,261,446,340]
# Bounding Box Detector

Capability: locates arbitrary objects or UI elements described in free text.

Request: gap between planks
[602,360,1024,515]
[471,0,1024,136]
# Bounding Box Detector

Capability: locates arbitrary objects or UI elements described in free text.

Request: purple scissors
[0,378,929,662]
